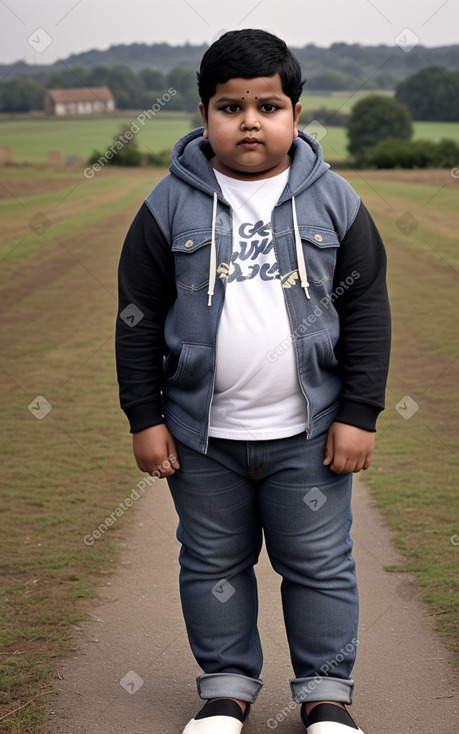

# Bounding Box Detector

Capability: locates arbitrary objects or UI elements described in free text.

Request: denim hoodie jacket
[116,128,391,454]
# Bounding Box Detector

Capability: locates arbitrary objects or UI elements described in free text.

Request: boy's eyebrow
[214,94,286,104]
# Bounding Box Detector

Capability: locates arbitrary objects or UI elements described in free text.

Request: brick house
[43,87,115,116]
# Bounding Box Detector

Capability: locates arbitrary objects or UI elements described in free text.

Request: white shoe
[301,703,364,733]
[182,715,243,734]
[307,724,364,734]
[182,700,248,734]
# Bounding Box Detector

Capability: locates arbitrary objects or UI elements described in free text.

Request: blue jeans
[167,430,358,705]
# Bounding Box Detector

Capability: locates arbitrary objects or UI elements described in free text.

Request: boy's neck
[209,154,292,182]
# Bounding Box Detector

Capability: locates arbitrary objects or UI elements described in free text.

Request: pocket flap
[298,226,340,248]
[172,230,212,253]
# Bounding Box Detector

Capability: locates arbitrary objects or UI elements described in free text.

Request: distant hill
[2,41,459,88]
[2,43,207,77]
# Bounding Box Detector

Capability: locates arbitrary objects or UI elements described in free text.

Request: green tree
[46,66,90,88]
[347,94,413,160]
[88,125,142,167]
[106,65,143,109]
[307,70,355,90]
[395,66,459,121]
[167,66,199,111]
[138,68,167,91]
[86,65,114,87]
[0,78,44,112]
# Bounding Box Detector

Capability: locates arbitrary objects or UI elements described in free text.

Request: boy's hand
[323,422,375,475]
[132,424,180,478]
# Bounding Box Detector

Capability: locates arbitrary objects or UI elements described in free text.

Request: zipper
[291,314,311,439]
[205,338,218,455]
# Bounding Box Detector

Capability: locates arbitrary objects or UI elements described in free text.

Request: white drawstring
[207,192,218,306]
[292,196,310,299]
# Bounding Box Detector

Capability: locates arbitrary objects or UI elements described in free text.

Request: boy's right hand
[132,424,180,478]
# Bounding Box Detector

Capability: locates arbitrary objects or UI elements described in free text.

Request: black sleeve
[333,201,391,431]
[115,202,176,433]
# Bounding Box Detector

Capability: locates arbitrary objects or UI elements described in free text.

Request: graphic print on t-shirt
[227,219,279,284]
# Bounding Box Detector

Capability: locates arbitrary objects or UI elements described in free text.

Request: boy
[116,29,391,734]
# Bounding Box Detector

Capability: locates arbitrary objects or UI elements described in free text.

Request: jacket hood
[169,127,330,201]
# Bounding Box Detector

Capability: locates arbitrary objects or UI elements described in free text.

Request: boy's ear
[198,102,208,138]
[293,102,302,139]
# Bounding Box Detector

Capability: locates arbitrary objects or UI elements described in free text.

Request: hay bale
[0,146,12,164]
[47,149,65,166]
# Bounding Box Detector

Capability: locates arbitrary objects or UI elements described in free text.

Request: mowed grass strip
[0,166,164,262]
[341,168,459,663]
[0,166,166,732]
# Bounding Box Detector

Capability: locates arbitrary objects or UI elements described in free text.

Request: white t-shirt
[209,168,307,440]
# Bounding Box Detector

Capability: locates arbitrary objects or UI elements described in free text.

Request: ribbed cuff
[335,398,382,432]
[124,400,164,433]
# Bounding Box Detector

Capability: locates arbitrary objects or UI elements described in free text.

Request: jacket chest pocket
[298,226,339,289]
[172,230,212,292]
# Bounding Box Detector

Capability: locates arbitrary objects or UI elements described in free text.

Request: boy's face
[199,73,302,180]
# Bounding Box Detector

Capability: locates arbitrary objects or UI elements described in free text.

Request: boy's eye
[261,104,278,112]
[223,104,240,113]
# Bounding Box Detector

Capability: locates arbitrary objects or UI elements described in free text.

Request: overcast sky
[0,0,457,67]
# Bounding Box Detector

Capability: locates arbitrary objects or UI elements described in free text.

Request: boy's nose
[241,117,260,131]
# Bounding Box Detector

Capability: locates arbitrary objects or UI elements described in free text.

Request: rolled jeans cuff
[290,676,354,704]
[197,673,263,703]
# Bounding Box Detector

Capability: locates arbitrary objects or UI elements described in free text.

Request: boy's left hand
[323,422,375,474]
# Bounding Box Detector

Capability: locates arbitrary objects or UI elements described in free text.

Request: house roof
[45,87,114,104]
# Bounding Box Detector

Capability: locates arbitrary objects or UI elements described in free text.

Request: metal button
[314,234,323,242]
[185,240,193,248]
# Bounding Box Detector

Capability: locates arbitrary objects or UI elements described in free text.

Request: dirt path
[44,475,457,734]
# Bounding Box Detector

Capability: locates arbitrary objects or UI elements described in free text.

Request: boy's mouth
[239,137,262,149]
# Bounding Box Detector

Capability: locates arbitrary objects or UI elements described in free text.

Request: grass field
[344,169,459,637]
[0,165,164,733]
[300,89,394,112]
[0,164,458,731]
[1,110,458,165]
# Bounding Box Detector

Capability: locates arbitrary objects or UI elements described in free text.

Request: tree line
[0,65,199,113]
[3,40,458,83]
[0,61,458,122]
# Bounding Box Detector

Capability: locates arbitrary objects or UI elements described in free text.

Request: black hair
[197,29,304,110]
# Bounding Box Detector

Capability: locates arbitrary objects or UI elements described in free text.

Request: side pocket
[164,342,214,388]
